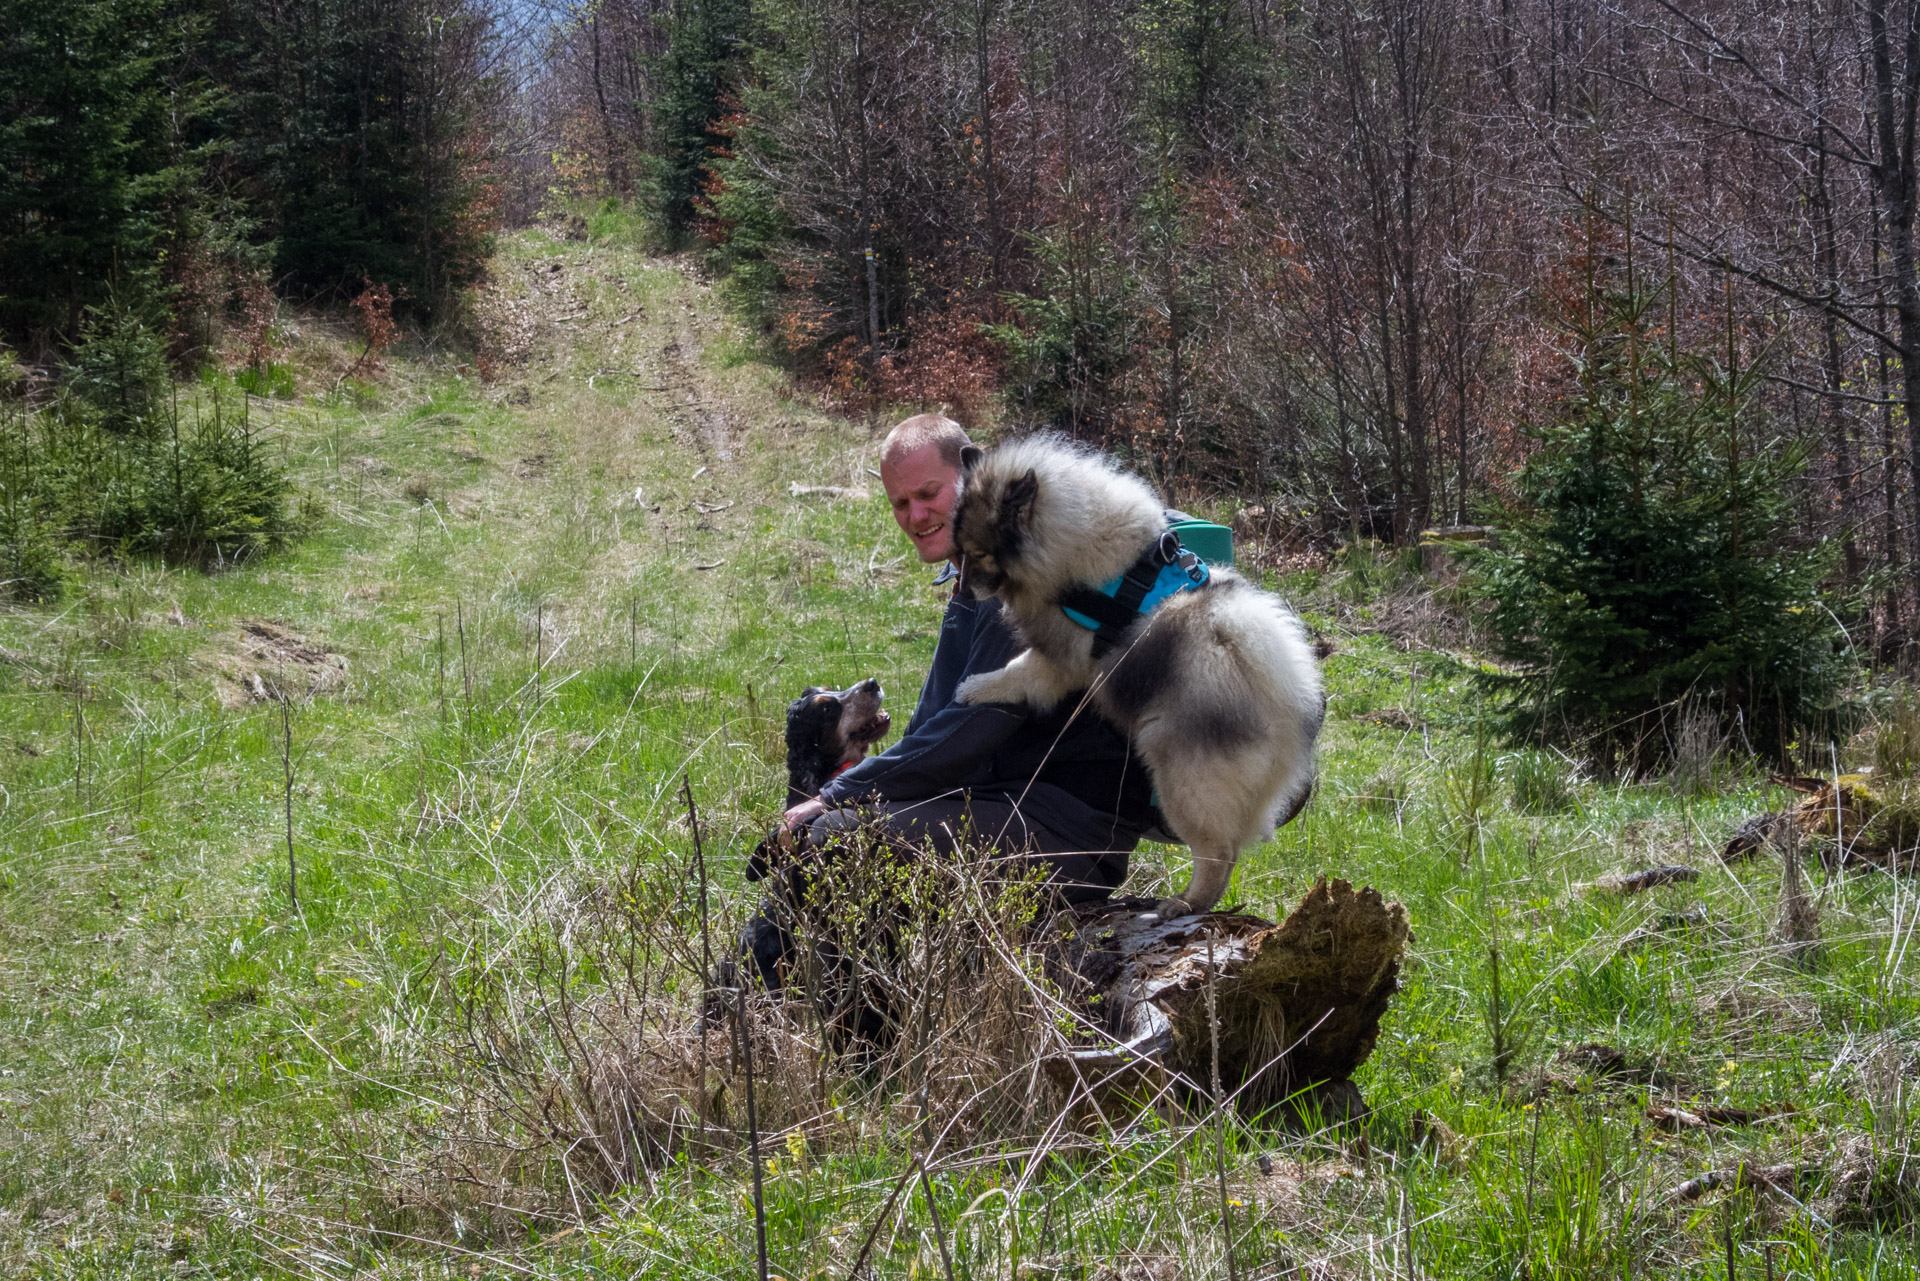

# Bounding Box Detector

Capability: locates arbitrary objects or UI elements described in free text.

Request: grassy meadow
[2,225,1917,1279]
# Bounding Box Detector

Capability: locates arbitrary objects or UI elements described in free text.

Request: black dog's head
[748,680,892,885]
[783,679,890,805]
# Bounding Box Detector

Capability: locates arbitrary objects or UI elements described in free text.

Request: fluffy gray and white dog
[950,433,1324,918]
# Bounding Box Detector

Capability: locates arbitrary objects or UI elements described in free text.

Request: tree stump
[1037,877,1410,1126]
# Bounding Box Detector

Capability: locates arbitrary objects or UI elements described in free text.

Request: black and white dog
[949,434,1324,919]
[742,680,890,885]
[777,679,891,805]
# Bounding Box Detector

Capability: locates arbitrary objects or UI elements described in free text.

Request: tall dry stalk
[1207,931,1239,1281]
[456,600,471,711]
[1773,822,1820,965]
[735,994,768,1281]
[532,601,544,715]
[72,684,86,810]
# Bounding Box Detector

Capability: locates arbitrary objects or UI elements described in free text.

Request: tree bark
[1814,124,1862,583]
[1866,0,1920,604]
[590,13,630,197]
[977,0,1000,294]
[1037,878,1410,1123]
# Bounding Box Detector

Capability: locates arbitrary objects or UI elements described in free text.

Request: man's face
[881,445,960,563]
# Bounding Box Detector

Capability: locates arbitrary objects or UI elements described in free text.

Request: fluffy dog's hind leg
[1156,845,1236,919]
[1142,746,1263,919]
[956,647,1080,710]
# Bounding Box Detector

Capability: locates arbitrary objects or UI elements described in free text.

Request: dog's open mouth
[847,711,891,745]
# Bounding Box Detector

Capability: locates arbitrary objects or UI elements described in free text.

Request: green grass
[2,228,1917,1278]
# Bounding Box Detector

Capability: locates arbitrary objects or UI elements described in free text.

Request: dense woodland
[13,0,1920,752]
[536,0,1920,654]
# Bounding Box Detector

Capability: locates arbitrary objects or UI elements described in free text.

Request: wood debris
[1723,772,1920,870]
[1672,1161,1810,1202]
[1646,1103,1791,1131]
[1584,865,1701,895]
[1038,877,1409,1124]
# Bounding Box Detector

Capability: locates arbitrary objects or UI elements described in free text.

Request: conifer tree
[1475,269,1849,769]
[649,0,752,234]
[0,0,180,344]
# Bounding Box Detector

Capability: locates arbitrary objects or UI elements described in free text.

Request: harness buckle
[1176,547,1206,584]
[1156,529,1182,564]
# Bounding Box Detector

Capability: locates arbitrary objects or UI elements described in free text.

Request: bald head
[881,413,973,472]
[880,414,974,564]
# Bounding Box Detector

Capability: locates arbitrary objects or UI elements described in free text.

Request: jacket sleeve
[818,604,1029,806]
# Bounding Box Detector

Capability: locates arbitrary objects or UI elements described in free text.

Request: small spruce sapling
[1472,265,1846,771]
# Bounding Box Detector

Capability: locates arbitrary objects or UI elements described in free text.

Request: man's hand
[778,796,829,850]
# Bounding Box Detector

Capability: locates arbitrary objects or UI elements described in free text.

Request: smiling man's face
[880,444,961,564]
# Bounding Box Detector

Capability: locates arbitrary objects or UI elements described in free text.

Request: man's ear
[1002,468,1039,529]
[960,445,984,472]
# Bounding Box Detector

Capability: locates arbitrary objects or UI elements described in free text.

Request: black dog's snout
[858,678,880,694]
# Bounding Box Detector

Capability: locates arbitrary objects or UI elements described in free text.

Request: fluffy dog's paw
[957,671,1016,706]
[1150,896,1199,921]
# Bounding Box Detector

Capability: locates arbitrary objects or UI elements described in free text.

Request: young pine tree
[1475,273,1849,771]
[649,0,753,236]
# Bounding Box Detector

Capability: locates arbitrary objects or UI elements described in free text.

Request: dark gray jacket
[818,584,1157,851]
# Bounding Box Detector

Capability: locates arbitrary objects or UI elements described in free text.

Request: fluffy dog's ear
[960,444,984,472]
[1002,468,1039,530]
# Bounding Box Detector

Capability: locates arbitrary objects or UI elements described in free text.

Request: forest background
[18,0,1920,609]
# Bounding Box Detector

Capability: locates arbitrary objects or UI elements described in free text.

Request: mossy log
[1036,877,1409,1125]
[1723,774,1920,870]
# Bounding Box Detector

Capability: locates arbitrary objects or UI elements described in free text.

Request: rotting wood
[1582,865,1701,895]
[1671,1161,1812,1203]
[1723,773,1920,871]
[1647,1103,1793,1132]
[1036,877,1409,1124]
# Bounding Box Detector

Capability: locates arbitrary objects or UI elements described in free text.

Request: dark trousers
[738,792,1132,1044]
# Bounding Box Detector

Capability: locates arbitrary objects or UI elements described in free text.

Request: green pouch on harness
[1057,519,1236,649]
[1167,519,1234,570]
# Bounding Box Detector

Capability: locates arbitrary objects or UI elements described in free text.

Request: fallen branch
[1671,1161,1811,1203]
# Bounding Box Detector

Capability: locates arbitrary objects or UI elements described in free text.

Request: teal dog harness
[1059,524,1218,657]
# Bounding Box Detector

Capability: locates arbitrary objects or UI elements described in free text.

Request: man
[742,414,1158,1003]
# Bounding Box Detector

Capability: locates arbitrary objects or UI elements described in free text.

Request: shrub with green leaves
[1473,276,1849,771]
